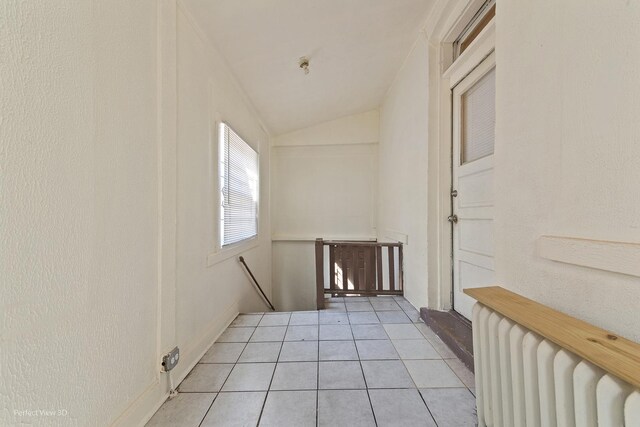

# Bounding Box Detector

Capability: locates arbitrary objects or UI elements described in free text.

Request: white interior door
[451,53,496,320]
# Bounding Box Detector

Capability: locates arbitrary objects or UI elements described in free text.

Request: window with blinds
[219,123,259,247]
[461,67,496,164]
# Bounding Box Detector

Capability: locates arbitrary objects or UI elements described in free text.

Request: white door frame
[157,0,179,392]
[451,54,496,319]
[424,0,495,311]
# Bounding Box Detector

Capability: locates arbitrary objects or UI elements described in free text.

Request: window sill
[207,238,259,268]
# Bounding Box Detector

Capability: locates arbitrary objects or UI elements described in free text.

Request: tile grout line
[194,312,263,427]
[255,312,290,426]
[201,312,271,425]
[316,309,320,427]
[352,307,379,427]
[443,357,475,390]
[196,391,219,427]
[417,388,441,427]
[416,324,456,359]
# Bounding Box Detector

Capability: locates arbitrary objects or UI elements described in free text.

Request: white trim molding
[538,235,640,277]
[425,0,496,311]
[207,239,259,267]
[380,229,409,245]
[271,235,377,243]
[443,20,495,87]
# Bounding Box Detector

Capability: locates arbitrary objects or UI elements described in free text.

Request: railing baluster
[352,246,360,292]
[376,246,383,292]
[341,245,348,291]
[367,246,376,292]
[398,244,403,292]
[315,238,325,309]
[388,246,395,292]
[329,244,336,293]
[362,246,369,293]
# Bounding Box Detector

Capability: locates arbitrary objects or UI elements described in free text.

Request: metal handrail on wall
[315,238,403,309]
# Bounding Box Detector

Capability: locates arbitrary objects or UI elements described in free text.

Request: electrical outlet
[161,347,180,372]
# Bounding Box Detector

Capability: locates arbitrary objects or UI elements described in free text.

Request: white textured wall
[174,4,272,380]
[1,2,272,425]
[495,0,640,341]
[271,111,378,310]
[378,36,430,309]
[1,1,159,425]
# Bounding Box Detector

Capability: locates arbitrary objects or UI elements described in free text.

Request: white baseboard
[110,301,240,427]
[109,379,166,427]
[172,301,239,384]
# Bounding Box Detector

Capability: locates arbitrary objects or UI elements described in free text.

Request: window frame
[207,120,260,267]
[452,0,495,61]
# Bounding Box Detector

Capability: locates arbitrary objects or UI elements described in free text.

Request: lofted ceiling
[182,0,434,135]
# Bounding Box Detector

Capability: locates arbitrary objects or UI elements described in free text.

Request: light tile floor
[146,296,477,427]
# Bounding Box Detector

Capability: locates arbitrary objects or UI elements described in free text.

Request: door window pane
[461,67,496,164]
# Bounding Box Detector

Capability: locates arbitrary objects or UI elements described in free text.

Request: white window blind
[461,67,496,164]
[219,123,259,247]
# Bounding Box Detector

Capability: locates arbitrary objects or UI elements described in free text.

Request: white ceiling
[183,0,434,135]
